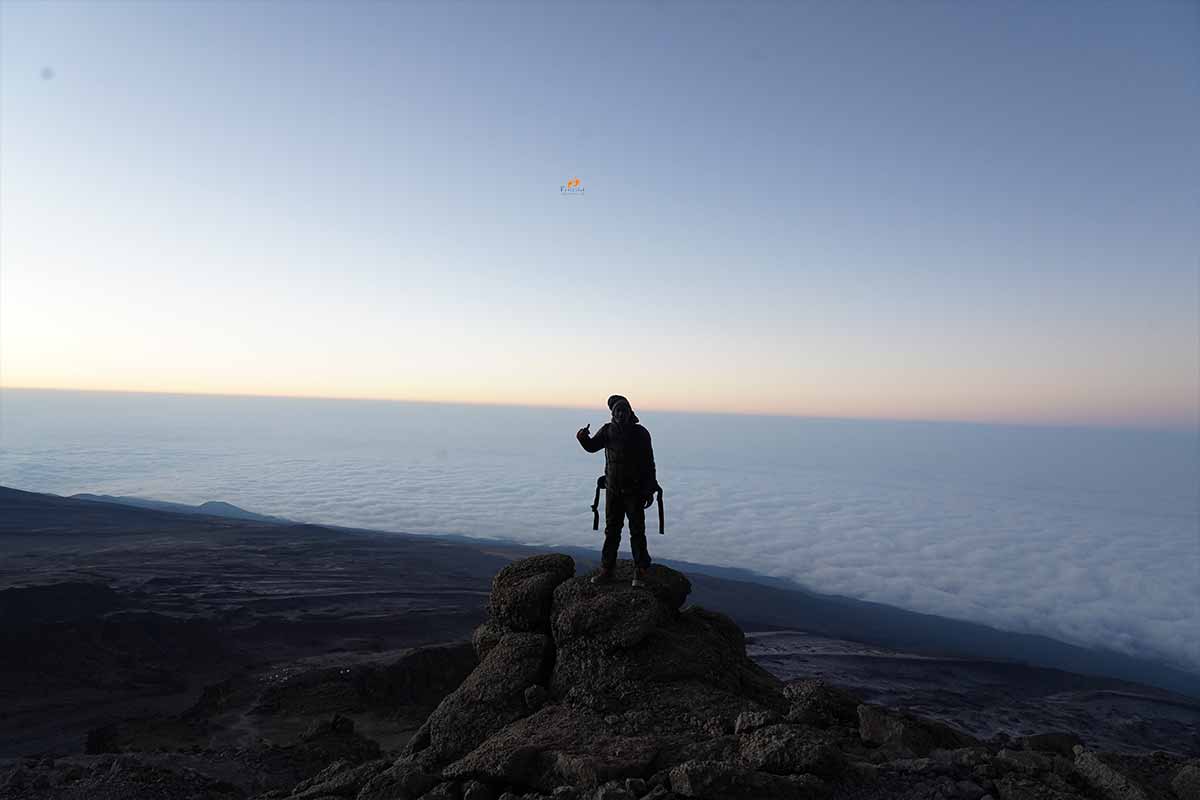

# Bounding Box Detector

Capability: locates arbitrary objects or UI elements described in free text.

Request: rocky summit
[2,553,1195,800]
[229,555,1198,800]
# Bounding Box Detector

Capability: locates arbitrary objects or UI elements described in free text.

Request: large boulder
[551,576,675,650]
[550,569,784,717]
[442,705,659,791]
[357,761,440,800]
[1175,764,1200,800]
[783,679,861,728]
[409,557,787,790]
[219,552,1153,800]
[736,724,844,778]
[857,704,977,757]
[489,554,575,632]
[472,620,506,660]
[420,631,553,764]
[289,758,389,799]
[1073,750,1150,800]
[995,773,1091,800]
[668,759,825,800]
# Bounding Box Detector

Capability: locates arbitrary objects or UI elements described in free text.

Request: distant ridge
[70,493,290,524]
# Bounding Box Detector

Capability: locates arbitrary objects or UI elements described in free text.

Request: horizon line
[3,383,1195,435]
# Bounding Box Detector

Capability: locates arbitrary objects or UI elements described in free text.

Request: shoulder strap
[591,475,606,530]
[656,484,665,535]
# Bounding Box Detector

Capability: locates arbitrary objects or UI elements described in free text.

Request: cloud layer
[3,389,1197,674]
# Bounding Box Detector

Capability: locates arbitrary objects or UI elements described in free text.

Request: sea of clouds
[2,389,1197,674]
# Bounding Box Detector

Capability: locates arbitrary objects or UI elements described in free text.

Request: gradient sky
[2,1,1197,428]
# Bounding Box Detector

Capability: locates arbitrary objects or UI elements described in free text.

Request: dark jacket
[578,421,658,498]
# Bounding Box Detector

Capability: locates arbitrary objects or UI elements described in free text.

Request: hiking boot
[632,567,647,588]
[591,568,612,585]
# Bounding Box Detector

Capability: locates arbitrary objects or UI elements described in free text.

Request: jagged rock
[995,773,1089,800]
[593,780,634,799]
[551,577,675,651]
[914,776,962,799]
[402,746,445,775]
[420,782,461,799]
[593,561,692,612]
[2,766,29,791]
[550,570,784,718]
[669,734,741,765]
[1175,764,1200,800]
[462,779,494,800]
[293,760,355,796]
[736,724,844,777]
[445,743,542,786]
[1074,751,1149,800]
[474,621,506,660]
[490,554,576,632]
[857,704,978,757]
[406,719,433,756]
[783,679,861,728]
[668,759,825,799]
[1021,733,1083,757]
[425,631,553,763]
[683,606,743,650]
[264,553,1148,800]
[442,705,658,791]
[357,761,439,800]
[390,557,795,796]
[295,759,353,793]
[733,710,779,734]
[291,758,388,799]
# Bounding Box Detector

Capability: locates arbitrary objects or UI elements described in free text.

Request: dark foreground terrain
[0,486,1196,799]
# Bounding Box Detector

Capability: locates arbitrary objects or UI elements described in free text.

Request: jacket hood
[607,394,640,425]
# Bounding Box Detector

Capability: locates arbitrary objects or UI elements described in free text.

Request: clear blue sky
[2,1,1197,427]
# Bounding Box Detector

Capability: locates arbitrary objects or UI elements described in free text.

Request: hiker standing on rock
[576,395,659,587]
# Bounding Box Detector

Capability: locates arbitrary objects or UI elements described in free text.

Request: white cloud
[2,390,1197,674]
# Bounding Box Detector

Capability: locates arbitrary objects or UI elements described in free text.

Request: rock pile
[251,554,1198,800]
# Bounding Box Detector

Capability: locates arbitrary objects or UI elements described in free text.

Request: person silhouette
[576,395,658,587]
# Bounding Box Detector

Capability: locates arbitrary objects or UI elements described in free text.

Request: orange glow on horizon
[3,377,1194,431]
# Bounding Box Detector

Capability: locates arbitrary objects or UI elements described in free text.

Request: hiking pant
[602,487,651,570]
